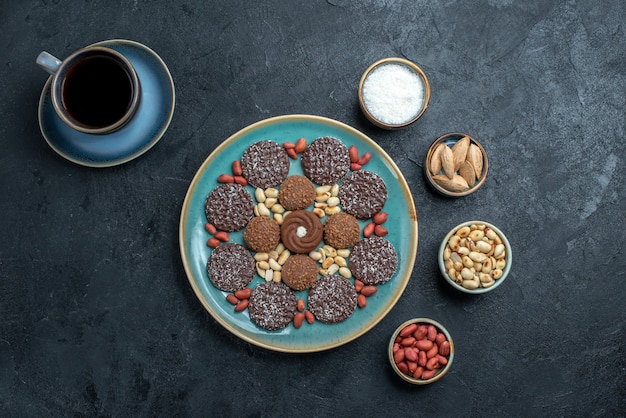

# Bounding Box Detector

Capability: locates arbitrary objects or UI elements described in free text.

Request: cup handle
[36,51,62,75]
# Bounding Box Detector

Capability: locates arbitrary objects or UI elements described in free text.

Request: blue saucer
[38,39,175,167]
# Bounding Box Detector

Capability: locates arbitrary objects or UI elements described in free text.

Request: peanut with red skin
[363,223,375,238]
[283,141,296,149]
[421,369,437,380]
[226,294,239,305]
[400,337,416,347]
[407,361,418,374]
[404,347,418,363]
[374,225,389,237]
[233,175,248,186]
[357,294,367,308]
[427,325,437,341]
[235,288,252,300]
[357,152,372,165]
[207,238,220,248]
[418,350,427,367]
[360,286,377,297]
[232,160,243,176]
[214,231,230,242]
[286,148,298,160]
[234,299,249,312]
[373,212,388,225]
[426,357,440,371]
[205,223,217,234]
[400,323,417,337]
[354,279,364,293]
[415,339,434,351]
[350,162,362,171]
[217,174,234,183]
[439,341,451,356]
[304,310,315,324]
[394,349,405,364]
[294,138,306,153]
[349,145,359,163]
[296,298,305,312]
[397,362,409,374]
[426,344,439,359]
[414,325,428,340]
[293,313,305,328]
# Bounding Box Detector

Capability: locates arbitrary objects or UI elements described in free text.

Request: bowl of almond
[424,133,488,197]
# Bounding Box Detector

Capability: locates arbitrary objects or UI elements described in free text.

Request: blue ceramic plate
[179,115,418,353]
[38,39,175,167]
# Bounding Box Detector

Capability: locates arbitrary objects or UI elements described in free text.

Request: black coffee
[62,55,134,128]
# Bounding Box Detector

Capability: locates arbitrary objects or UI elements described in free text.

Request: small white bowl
[438,221,512,294]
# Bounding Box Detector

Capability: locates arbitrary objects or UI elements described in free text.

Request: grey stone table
[1,1,624,416]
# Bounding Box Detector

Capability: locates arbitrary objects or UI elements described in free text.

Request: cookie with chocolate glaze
[248,281,297,331]
[349,236,398,285]
[205,183,254,232]
[308,275,357,323]
[301,136,351,185]
[207,243,256,292]
[241,140,290,188]
[339,170,387,219]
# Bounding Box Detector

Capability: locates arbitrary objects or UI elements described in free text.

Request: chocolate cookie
[308,275,357,323]
[206,243,256,292]
[301,136,351,185]
[280,210,323,254]
[248,281,297,331]
[278,175,316,211]
[205,183,254,232]
[323,212,360,249]
[339,170,387,219]
[349,236,398,285]
[243,216,281,253]
[241,140,290,188]
[281,254,319,291]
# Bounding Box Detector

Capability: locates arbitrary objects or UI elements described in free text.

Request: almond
[459,160,476,187]
[451,135,470,171]
[432,174,469,192]
[440,145,455,179]
[429,143,445,175]
[467,143,484,179]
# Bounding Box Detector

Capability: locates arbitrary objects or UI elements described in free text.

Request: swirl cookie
[339,170,387,219]
[205,183,254,232]
[301,136,351,185]
[349,236,398,285]
[248,281,297,331]
[207,243,256,292]
[280,210,323,254]
[308,275,357,323]
[241,140,290,189]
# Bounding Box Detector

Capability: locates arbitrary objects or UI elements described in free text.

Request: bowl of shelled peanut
[389,318,454,385]
[424,133,488,197]
[438,221,512,294]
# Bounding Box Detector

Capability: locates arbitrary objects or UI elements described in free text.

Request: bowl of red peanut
[439,220,512,294]
[389,318,454,385]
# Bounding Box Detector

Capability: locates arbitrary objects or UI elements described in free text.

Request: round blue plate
[179,115,419,353]
[38,39,175,167]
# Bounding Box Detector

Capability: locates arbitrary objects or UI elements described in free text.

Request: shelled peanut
[309,245,352,278]
[429,136,484,192]
[313,184,341,217]
[392,322,452,381]
[443,223,507,290]
[254,243,290,283]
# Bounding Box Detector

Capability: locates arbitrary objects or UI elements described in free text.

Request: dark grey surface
[1,1,625,416]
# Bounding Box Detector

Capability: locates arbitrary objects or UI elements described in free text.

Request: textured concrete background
[1,1,624,416]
